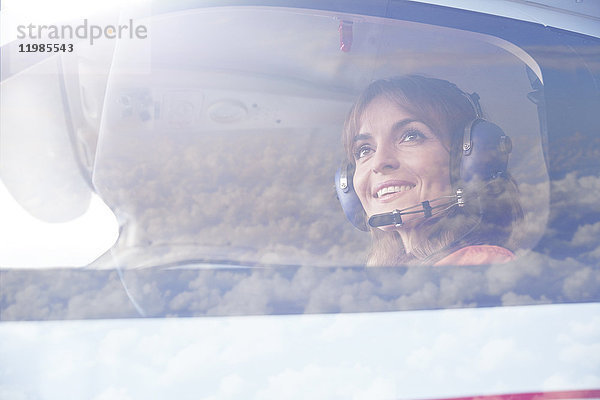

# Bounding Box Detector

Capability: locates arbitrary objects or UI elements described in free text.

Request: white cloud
[485,256,542,296]
[571,222,600,247]
[92,387,133,400]
[0,387,32,400]
[559,342,600,369]
[501,292,549,306]
[556,315,600,369]
[551,173,600,213]
[4,247,598,321]
[477,338,517,371]
[563,267,600,300]
[569,315,600,339]
[2,304,599,399]
[256,364,396,400]
[542,373,600,392]
[217,374,246,399]
[405,333,458,371]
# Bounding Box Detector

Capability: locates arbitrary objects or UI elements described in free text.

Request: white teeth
[376,185,413,198]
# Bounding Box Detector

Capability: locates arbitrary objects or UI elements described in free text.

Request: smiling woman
[338,75,523,266]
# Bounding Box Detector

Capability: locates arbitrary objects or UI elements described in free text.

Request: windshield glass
[1,4,599,319]
[87,7,549,269]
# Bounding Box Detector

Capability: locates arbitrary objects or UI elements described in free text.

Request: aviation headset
[334,86,513,231]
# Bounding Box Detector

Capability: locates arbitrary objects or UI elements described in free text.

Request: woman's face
[352,96,452,228]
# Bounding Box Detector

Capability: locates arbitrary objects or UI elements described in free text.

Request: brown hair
[343,75,523,266]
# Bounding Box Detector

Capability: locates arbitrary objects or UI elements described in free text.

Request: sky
[1,303,599,399]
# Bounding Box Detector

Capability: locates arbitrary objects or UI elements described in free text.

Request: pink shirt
[434,245,515,266]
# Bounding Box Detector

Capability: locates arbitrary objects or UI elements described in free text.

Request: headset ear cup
[460,119,511,184]
[335,163,369,231]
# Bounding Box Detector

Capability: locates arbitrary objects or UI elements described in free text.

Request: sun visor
[90,7,550,269]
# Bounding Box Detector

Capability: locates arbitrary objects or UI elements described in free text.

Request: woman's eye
[355,145,373,159]
[400,129,425,143]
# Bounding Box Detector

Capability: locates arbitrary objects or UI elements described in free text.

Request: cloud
[485,253,543,296]
[0,270,138,320]
[92,123,370,270]
[571,222,600,247]
[559,341,600,369]
[92,387,133,400]
[405,332,458,371]
[501,292,549,306]
[255,364,396,400]
[542,373,600,392]
[477,338,517,371]
[510,174,600,264]
[556,315,600,369]
[3,247,600,321]
[552,174,600,210]
[2,303,599,399]
[562,267,600,301]
[0,387,33,400]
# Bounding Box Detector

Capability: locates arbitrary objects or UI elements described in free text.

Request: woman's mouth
[374,183,416,199]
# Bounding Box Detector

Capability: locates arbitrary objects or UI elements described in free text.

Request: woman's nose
[372,146,400,174]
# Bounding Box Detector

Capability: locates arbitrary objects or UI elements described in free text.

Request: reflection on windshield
[1,5,599,320]
[84,8,550,270]
[3,253,599,319]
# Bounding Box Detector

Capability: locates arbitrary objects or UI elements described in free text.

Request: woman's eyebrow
[354,118,419,142]
[391,118,418,131]
[353,133,372,142]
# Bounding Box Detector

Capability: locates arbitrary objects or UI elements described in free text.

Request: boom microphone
[368,188,465,228]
